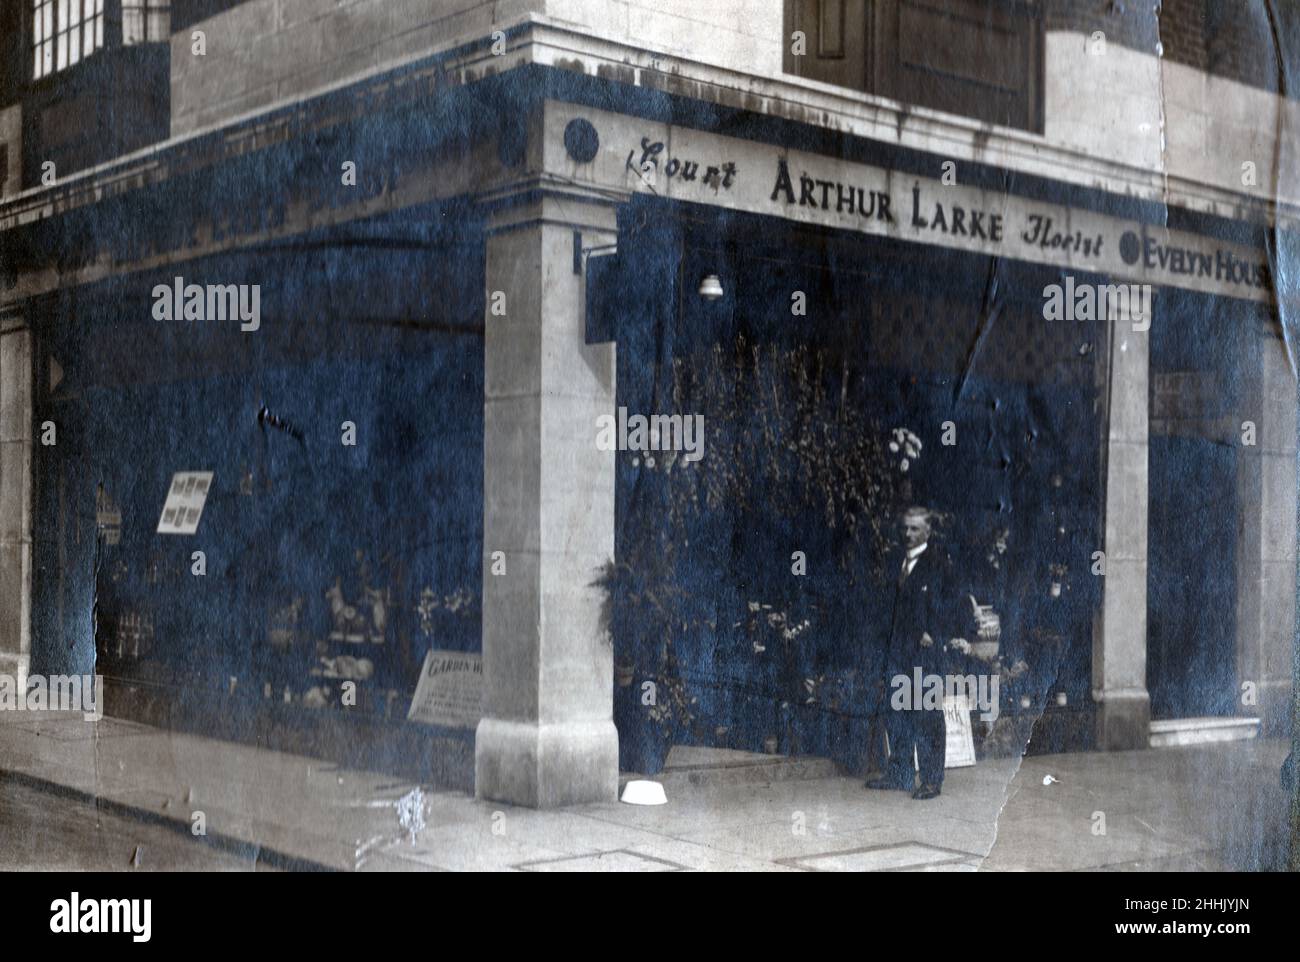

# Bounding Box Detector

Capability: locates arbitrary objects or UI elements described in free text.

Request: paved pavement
[0,713,1291,871]
[0,775,274,871]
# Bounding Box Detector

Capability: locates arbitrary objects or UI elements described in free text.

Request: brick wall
[1203,1,1283,91]
[1159,0,1209,72]
[1042,0,1284,95]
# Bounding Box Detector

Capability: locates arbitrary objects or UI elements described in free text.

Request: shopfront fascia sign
[549,102,1274,305]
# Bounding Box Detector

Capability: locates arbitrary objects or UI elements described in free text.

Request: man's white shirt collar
[905,543,928,562]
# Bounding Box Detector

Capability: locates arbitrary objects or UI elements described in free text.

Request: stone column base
[1095,689,1150,751]
[475,717,619,808]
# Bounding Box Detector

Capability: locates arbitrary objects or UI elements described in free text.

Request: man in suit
[867,506,964,800]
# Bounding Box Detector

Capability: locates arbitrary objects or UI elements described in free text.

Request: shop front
[552,97,1293,774]
[599,198,1104,771]
[3,71,1294,806]
[28,212,487,783]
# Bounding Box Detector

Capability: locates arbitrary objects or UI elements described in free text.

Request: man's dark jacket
[885,546,957,678]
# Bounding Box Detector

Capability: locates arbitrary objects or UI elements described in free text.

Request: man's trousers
[883,701,946,788]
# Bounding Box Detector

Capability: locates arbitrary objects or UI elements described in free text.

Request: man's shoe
[865,775,907,791]
[911,784,941,800]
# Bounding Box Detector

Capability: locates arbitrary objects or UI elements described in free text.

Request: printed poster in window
[157,471,213,535]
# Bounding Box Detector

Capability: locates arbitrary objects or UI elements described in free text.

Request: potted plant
[597,340,927,771]
[596,559,697,776]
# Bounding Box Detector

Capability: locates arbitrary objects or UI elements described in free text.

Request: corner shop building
[0,4,1296,808]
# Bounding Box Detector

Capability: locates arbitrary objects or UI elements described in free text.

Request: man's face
[901,513,930,550]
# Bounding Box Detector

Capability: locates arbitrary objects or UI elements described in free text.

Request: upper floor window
[784,0,1044,133]
[123,0,171,45]
[31,0,105,80]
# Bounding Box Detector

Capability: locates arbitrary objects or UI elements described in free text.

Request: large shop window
[784,0,1044,133]
[31,0,104,79]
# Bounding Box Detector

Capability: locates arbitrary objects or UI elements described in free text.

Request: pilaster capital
[477,175,627,242]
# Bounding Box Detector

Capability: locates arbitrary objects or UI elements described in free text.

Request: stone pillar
[0,313,33,689]
[1236,326,1296,735]
[1093,315,1150,749]
[474,192,620,807]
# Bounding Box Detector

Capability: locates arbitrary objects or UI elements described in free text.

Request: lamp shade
[620,779,668,805]
[698,274,724,300]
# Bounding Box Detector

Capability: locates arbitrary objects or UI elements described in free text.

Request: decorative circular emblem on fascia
[564,118,600,164]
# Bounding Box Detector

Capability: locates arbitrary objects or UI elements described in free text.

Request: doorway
[1146,287,1245,719]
